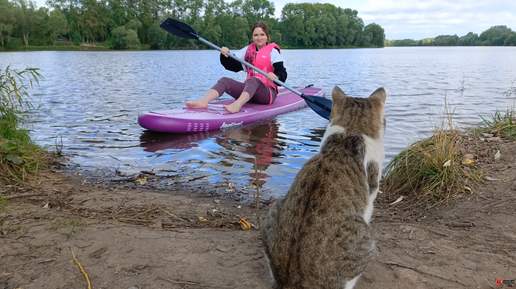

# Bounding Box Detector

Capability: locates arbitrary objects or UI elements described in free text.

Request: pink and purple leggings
[211,77,277,104]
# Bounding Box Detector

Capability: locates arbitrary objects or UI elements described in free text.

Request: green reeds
[382,100,478,204]
[478,107,516,140]
[0,66,46,185]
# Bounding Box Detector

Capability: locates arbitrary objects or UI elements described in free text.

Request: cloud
[272,0,516,39]
[358,0,516,39]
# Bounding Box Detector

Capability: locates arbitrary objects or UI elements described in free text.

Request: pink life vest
[244,42,281,95]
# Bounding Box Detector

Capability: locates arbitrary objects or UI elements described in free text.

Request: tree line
[0,0,385,50]
[386,25,516,46]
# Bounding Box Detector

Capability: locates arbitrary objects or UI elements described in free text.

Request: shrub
[0,66,46,185]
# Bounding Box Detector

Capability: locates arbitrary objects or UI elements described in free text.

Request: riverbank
[1,133,515,288]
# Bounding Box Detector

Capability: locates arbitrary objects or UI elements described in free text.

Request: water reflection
[140,119,285,188]
[1,48,515,198]
[215,120,280,183]
[140,129,219,152]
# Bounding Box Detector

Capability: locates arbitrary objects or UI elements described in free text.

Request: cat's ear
[331,86,348,101]
[369,87,386,104]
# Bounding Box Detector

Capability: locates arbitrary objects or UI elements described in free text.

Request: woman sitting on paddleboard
[185,21,287,114]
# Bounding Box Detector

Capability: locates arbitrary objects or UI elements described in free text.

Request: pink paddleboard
[138,86,325,133]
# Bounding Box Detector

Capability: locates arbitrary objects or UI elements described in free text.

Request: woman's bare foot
[185,99,209,109]
[223,102,243,113]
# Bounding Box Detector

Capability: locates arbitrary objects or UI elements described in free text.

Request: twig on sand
[4,193,42,200]
[384,262,468,286]
[159,208,186,222]
[111,190,129,214]
[129,207,159,219]
[158,275,234,288]
[68,243,91,289]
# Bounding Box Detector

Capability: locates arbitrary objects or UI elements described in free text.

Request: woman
[185,21,287,114]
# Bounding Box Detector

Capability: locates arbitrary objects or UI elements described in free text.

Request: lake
[1,47,515,199]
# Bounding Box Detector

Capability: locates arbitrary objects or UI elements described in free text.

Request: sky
[33,0,516,40]
[272,0,516,39]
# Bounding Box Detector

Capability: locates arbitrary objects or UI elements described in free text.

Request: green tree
[479,25,512,45]
[202,15,222,43]
[0,0,17,46]
[335,14,349,46]
[242,0,274,27]
[111,25,140,49]
[148,18,167,49]
[232,16,249,47]
[280,13,304,47]
[433,35,458,46]
[363,22,384,47]
[504,33,516,46]
[457,32,479,46]
[14,0,44,46]
[47,8,68,45]
[47,0,81,40]
[125,19,142,33]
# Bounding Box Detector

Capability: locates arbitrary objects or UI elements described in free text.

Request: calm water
[1,47,515,198]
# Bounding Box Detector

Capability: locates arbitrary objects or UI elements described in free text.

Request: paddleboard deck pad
[138,85,326,133]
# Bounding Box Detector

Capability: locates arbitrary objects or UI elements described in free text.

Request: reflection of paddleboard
[139,118,279,154]
[138,86,325,133]
[140,129,223,152]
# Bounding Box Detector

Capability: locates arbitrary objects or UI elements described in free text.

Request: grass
[382,99,515,208]
[1,65,47,185]
[0,194,8,212]
[3,224,22,234]
[49,219,87,235]
[26,242,49,249]
[477,107,516,140]
[382,100,482,205]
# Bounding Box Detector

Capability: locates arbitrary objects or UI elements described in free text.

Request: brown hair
[251,21,271,43]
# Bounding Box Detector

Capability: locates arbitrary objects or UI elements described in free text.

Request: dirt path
[1,141,515,289]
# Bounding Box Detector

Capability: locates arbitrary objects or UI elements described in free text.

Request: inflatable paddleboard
[138,85,325,133]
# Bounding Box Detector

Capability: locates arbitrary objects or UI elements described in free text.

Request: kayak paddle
[160,18,332,120]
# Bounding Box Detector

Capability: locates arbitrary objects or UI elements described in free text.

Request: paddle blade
[160,18,199,40]
[304,95,332,120]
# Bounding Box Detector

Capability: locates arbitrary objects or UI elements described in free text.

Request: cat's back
[261,86,386,289]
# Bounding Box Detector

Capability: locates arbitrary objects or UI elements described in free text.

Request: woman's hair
[251,21,270,43]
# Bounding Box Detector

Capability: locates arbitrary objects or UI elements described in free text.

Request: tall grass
[0,66,46,185]
[382,100,481,204]
[478,107,516,140]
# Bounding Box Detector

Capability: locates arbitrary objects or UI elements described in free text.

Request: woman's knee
[246,77,262,85]
[218,77,232,85]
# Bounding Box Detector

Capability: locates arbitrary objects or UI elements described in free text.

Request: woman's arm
[271,48,287,83]
[273,61,287,83]
[220,46,248,72]
[220,55,243,72]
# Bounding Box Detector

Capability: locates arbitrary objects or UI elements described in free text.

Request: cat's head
[329,86,386,139]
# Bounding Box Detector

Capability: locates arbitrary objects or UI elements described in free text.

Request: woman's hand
[221,47,229,57]
[266,72,278,81]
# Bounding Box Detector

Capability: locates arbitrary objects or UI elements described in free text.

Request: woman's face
[252,27,268,49]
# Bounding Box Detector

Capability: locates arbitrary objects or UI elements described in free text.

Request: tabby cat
[260,86,387,289]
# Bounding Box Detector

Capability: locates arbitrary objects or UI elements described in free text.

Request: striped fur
[261,86,386,289]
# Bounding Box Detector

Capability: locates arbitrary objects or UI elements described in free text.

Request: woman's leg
[223,78,277,113]
[185,77,245,109]
[185,89,219,109]
[223,92,251,113]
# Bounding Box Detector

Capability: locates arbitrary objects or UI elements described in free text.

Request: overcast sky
[273,0,516,40]
[33,0,516,40]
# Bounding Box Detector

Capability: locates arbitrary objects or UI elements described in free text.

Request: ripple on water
[2,47,516,198]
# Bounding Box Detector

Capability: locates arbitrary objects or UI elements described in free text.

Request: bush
[382,102,482,206]
[72,31,82,44]
[0,66,46,185]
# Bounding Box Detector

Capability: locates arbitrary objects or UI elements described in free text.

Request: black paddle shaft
[160,18,332,119]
